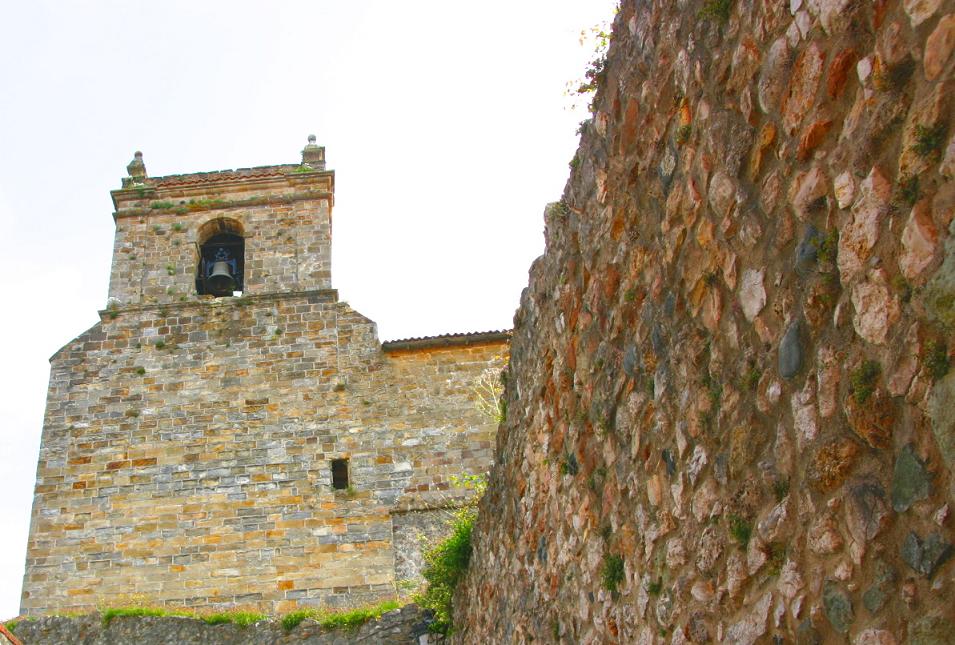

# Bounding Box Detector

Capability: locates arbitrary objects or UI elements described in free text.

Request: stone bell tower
[107,135,333,308]
[21,137,509,616]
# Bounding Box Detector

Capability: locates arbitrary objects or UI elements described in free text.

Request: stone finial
[301,135,326,170]
[126,151,147,184]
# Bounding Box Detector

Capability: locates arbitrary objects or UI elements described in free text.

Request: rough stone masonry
[457,0,955,642]
[20,138,508,615]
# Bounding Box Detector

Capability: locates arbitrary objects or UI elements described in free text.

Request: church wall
[22,288,506,615]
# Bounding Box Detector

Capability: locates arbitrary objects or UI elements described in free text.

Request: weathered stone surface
[9,604,440,645]
[779,320,804,379]
[23,149,507,616]
[724,593,771,645]
[900,200,940,280]
[828,48,857,98]
[924,14,955,81]
[834,171,855,209]
[455,2,955,641]
[846,389,896,449]
[783,43,826,135]
[846,481,891,544]
[739,269,767,321]
[892,444,932,512]
[909,614,955,644]
[823,581,853,634]
[808,514,844,554]
[851,269,900,345]
[797,119,833,161]
[838,168,891,283]
[790,166,828,220]
[853,629,897,645]
[923,220,955,330]
[928,371,955,468]
[759,37,791,115]
[901,531,954,577]
[905,0,942,27]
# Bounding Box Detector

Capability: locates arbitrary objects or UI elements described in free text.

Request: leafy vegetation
[898,174,920,206]
[414,474,487,635]
[699,0,733,23]
[925,339,950,381]
[280,600,401,632]
[728,514,752,549]
[200,611,266,627]
[601,554,625,593]
[912,123,946,157]
[849,360,881,404]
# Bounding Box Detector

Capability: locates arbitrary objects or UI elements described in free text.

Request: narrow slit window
[331,459,349,490]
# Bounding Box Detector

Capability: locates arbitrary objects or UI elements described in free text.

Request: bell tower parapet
[106,137,335,308]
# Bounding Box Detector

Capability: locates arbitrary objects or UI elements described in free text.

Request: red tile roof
[382,330,511,352]
[146,165,302,187]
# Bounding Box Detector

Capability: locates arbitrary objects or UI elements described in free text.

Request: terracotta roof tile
[382,330,511,352]
[146,165,302,187]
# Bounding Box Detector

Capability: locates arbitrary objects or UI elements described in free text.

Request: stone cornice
[111,168,335,214]
[99,288,340,320]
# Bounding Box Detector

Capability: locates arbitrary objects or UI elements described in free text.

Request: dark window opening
[196,232,244,296]
[331,459,349,490]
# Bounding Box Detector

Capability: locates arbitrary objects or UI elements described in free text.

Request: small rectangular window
[331,459,349,490]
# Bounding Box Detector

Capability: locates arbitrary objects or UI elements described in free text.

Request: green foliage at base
[414,509,476,634]
[101,606,191,626]
[280,600,400,632]
[414,473,487,636]
[200,611,266,627]
[101,606,264,628]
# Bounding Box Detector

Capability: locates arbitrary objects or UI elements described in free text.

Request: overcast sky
[0,0,616,618]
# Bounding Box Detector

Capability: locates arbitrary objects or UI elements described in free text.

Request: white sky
[0,0,616,618]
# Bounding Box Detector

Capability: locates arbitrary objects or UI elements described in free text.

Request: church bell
[206,259,236,296]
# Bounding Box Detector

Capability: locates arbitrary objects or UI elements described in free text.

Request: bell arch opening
[196,218,245,296]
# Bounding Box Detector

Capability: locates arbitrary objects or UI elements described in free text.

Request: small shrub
[152,224,163,234]
[172,223,184,232]
[150,201,174,210]
[898,174,920,206]
[154,340,166,350]
[166,264,176,276]
[912,123,946,157]
[849,360,880,404]
[743,364,761,392]
[415,509,476,634]
[767,543,787,577]
[728,514,752,549]
[646,577,663,596]
[559,453,579,476]
[601,553,625,593]
[699,0,733,23]
[816,229,839,264]
[135,367,146,376]
[874,57,916,92]
[892,274,913,304]
[925,339,950,381]
[773,478,790,502]
[676,124,692,144]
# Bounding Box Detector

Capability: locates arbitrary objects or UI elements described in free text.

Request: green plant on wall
[414,473,487,635]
